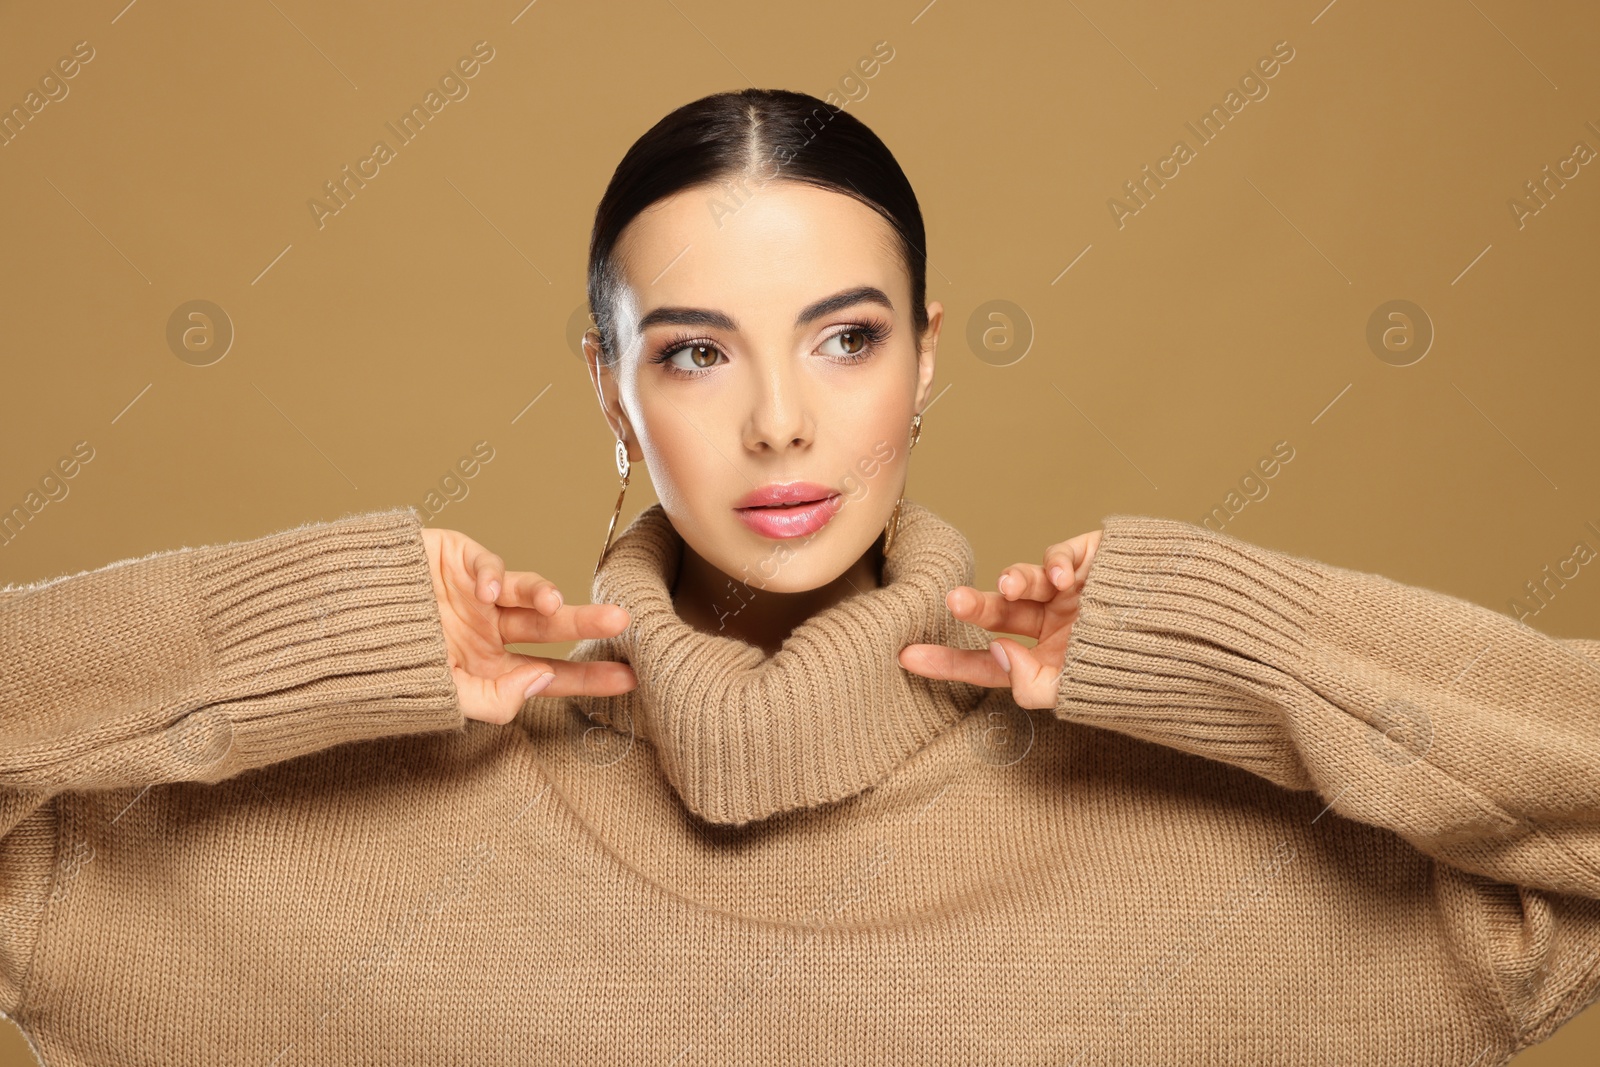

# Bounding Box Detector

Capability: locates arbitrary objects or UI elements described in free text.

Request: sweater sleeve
[0,508,463,1013]
[1054,514,1600,1043]
[0,507,463,793]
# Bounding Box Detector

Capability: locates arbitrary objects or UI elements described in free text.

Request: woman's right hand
[421,527,637,724]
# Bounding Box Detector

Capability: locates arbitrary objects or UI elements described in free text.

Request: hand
[421,527,637,724]
[899,528,1103,709]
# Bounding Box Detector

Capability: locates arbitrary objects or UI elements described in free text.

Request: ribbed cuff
[1054,514,1326,788]
[186,508,462,774]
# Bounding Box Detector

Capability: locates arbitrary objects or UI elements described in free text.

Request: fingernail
[998,574,1015,597]
[989,642,1010,672]
[523,672,555,698]
[486,580,501,602]
[552,588,564,610]
[1049,566,1066,588]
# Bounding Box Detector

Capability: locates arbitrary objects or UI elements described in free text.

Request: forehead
[613,180,904,327]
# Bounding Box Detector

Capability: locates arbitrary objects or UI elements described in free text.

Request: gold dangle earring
[594,436,631,580]
[881,412,922,557]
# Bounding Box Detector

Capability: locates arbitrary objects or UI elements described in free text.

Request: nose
[742,355,813,454]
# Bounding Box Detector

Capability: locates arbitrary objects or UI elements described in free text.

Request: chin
[721,511,878,594]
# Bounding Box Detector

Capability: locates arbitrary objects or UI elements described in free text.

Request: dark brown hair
[585,88,929,366]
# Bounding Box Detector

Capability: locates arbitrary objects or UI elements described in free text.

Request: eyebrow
[635,285,895,334]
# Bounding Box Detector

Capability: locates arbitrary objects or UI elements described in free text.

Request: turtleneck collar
[566,499,993,827]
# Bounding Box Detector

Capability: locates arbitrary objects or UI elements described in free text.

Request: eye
[653,340,726,377]
[820,329,871,358]
[818,319,891,362]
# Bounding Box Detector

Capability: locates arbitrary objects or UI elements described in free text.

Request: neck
[671,533,886,655]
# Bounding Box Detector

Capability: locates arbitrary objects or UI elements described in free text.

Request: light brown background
[3,0,1598,1060]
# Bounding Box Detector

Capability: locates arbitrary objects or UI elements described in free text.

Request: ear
[584,329,644,463]
[913,300,942,412]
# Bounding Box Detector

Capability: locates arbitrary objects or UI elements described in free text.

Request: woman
[3,88,1598,1065]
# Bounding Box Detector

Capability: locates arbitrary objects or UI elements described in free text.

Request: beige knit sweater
[2,499,1598,1065]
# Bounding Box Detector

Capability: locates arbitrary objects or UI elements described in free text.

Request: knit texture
[2,501,1600,1064]
[567,500,992,825]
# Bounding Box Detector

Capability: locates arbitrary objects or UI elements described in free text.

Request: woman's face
[585,179,940,594]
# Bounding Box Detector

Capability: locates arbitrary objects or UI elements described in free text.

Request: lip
[734,481,839,509]
[733,481,844,539]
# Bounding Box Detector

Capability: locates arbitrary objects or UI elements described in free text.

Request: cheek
[831,397,913,515]
[840,372,915,470]
[630,393,728,509]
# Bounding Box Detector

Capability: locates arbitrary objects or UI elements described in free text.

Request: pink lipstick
[733,481,843,539]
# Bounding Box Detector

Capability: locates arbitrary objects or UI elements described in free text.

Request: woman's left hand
[899,529,1103,709]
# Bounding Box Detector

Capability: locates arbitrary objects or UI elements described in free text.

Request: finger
[454,648,554,688]
[898,642,1009,687]
[453,655,640,725]
[452,660,551,725]
[945,586,1051,639]
[498,568,563,615]
[465,542,507,604]
[996,562,1059,603]
[530,658,639,700]
[987,637,1063,711]
[1043,531,1102,591]
[469,646,637,697]
[497,602,632,645]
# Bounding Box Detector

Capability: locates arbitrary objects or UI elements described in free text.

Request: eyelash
[648,318,892,379]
